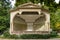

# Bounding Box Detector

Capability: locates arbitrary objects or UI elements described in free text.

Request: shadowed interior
[13,12,46,32]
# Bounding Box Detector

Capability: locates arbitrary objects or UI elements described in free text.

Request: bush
[3,31,11,38]
[9,34,19,39]
[20,31,58,39]
[2,31,58,39]
[50,31,58,38]
[20,34,50,39]
[3,31,19,39]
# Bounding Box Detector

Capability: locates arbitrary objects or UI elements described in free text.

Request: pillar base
[26,23,33,31]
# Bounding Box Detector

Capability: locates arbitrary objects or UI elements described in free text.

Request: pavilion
[10,2,50,35]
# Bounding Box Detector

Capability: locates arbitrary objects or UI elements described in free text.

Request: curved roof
[10,2,49,12]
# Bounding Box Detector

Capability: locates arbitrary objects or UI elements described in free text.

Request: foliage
[20,32,58,39]
[50,31,58,38]
[3,31,19,39]
[1,31,58,39]
[50,9,60,31]
[20,34,50,39]
[54,9,60,31]
[50,12,56,31]
[0,0,10,34]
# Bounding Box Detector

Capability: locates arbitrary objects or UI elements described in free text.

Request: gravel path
[0,38,60,40]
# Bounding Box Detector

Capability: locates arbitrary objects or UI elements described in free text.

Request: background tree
[0,0,10,34]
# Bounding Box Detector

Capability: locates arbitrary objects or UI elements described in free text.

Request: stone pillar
[10,11,19,34]
[45,13,50,31]
[27,23,33,31]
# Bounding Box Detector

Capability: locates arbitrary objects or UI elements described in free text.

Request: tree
[0,0,10,34]
[54,9,60,31]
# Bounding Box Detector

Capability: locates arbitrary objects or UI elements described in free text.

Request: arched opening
[12,12,48,34]
[33,13,46,31]
[13,13,27,32]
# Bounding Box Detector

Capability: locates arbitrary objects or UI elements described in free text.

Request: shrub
[50,31,58,38]
[20,31,58,39]
[3,31,11,38]
[2,31,58,39]
[3,31,18,39]
[20,34,50,39]
[10,34,19,39]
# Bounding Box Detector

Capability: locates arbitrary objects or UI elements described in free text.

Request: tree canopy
[0,0,10,34]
